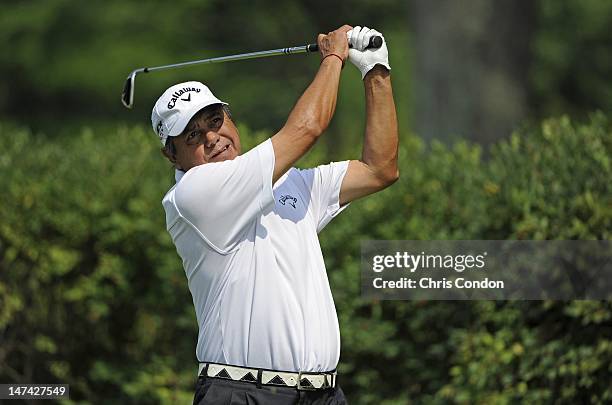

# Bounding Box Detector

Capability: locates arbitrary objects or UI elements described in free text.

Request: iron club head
[121,70,139,109]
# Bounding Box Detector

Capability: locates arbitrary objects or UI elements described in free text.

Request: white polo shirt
[162,139,349,372]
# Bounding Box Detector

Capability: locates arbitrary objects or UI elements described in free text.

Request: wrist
[362,63,391,80]
[320,53,345,68]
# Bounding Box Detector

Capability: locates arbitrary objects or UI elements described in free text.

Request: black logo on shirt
[279,195,297,209]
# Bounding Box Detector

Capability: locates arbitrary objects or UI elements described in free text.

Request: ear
[161,147,176,165]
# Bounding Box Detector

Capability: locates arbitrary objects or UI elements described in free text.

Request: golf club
[121,36,383,108]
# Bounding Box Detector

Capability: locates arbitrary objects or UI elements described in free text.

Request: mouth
[209,143,231,160]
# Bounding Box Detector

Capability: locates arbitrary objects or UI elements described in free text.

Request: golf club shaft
[140,36,381,74]
[122,36,382,108]
[141,45,315,74]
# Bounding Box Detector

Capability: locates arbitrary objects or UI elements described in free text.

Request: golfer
[152,25,398,404]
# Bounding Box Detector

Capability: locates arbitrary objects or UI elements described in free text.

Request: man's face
[164,104,241,171]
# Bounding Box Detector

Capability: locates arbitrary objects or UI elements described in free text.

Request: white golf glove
[347,26,391,79]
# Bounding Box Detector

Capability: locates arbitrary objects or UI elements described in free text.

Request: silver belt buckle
[296,371,316,391]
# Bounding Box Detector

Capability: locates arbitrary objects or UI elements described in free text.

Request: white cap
[151,81,228,145]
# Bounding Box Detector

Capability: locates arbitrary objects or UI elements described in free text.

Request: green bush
[0,114,610,404]
[322,113,611,404]
[0,125,195,403]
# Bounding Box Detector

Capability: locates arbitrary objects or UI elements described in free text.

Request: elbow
[391,168,400,184]
[380,168,400,187]
[289,116,325,139]
[373,161,399,188]
[364,161,399,190]
[302,110,332,138]
[305,116,328,138]
[306,123,325,139]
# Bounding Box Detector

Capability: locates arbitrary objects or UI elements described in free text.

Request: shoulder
[279,167,312,189]
[287,161,350,188]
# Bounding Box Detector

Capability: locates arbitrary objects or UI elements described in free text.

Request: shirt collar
[175,169,185,183]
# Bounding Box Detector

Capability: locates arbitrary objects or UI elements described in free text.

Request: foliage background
[1,0,611,404]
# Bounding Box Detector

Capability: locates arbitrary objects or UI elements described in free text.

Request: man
[152,25,398,404]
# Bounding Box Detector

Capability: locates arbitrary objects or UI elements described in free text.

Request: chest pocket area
[275,191,308,223]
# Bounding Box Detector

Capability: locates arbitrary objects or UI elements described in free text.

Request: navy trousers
[193,376,348,404]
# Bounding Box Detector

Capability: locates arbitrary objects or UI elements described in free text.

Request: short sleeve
[174,138,275,252]
[294,161,350,233]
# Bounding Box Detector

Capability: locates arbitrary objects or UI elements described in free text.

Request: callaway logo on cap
[151,81,228,146]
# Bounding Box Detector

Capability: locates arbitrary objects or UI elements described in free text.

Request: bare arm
[271,25,352,183]
[339,65,399,205]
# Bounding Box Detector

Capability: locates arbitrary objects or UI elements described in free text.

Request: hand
[317,25,353,65]
[346,26,391,79]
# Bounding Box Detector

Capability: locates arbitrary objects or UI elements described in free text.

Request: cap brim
[168,99,228,139]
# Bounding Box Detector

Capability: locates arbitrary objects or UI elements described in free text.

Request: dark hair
[164,137,177,157]
[222,104,233,121]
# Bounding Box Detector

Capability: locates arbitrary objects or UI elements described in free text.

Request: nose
[203,130,219,148]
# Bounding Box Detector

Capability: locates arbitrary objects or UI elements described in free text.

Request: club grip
[366,36,383,49]
[307,35,383,53]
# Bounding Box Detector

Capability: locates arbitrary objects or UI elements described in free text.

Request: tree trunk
[409,0,535,146]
